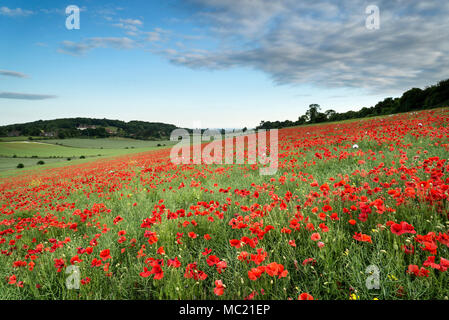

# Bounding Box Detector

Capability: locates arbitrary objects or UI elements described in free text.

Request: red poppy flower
[206,255,220,266]
[168,257,181,268]
[214,280,225,296]
[265,262,288,278]
[407,264,429,277]
[188,232,197,239]
[91,258,103,267]
[184,263,208,280]
[401,244,415,255]
[439,257,449,272]
[248,266,265,281]
[216,260,227,274]
[8,275,17,285]
[202,248,212,256]
[302,258,316,266]
[353,232,372,243]
[54,258,66,272]
[113,216,123,225]
[13,260,27,268]
[238,251,249,263]
[319,223,329,232]
[149,262,164,280]
[229,239,241,248]
[298,293,314,300]
[391,221,416,236]
[144,231,158,244]
[99,249,111,261]
[70,255,82,264]
[311,233,321,241]
[139,266,152,278]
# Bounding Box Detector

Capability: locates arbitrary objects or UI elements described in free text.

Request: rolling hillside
[0,118,179,140]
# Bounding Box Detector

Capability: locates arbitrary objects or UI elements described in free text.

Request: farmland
[0,138,174,176]
[0,109,448,300]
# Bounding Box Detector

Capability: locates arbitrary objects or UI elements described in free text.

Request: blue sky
[1,0,448,128]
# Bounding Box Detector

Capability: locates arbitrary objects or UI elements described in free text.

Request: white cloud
[0,6,33,16]
[145,28,170,42]
[114,18,144,33]
[119,18,143,26]
[158,0,449,92]
[58,37,137,56]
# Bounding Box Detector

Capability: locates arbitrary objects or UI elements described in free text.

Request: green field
[43,137,174,149]
[0,138,174,175]
[0,136,44,142]
[0,157,66,172]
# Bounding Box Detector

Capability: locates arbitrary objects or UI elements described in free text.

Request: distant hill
[0,118,179,140]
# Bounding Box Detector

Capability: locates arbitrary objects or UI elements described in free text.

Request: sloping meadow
[0,109,448,299]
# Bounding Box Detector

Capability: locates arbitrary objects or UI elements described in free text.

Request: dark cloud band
[0,92,57,100]
[0,70,29,78]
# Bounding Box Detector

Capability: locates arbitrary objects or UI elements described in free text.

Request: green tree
[305,104,321,123]
[398,88,425,112]
[325,109,337,120]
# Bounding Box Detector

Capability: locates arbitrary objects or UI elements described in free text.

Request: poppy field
[0,109,448,300]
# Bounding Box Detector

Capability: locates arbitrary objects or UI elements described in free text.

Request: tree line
[0,117,178,140]
[257,78,449,130]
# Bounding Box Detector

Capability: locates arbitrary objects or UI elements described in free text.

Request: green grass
[43,137,174,149]
[0,137,174,175]
[0,141,122,158]
[0,136,43,142]
[0,157,66,172]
